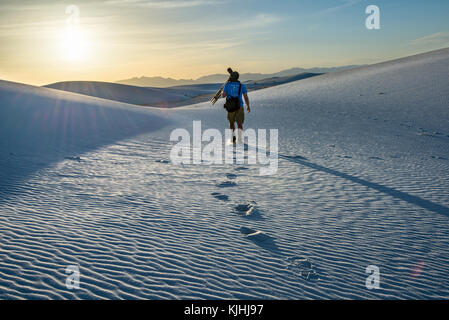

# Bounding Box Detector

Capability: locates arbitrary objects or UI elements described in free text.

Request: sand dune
[0,80,173,200]
[1,48,449,299]
[44,81,197,107]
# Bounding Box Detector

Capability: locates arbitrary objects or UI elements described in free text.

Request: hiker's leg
[236,108,244,142]
[227,111,236,142]
[236,107,244,129]
[230,122,235,131]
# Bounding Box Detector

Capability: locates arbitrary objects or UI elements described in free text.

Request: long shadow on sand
[279,154,449,217]
[240,226,283,256]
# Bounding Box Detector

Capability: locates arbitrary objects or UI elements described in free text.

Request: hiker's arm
[244,93,250,112]
[221,91,227,98]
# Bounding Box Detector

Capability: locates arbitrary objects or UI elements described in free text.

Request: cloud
[0,14,117,39]
[112,12,283,37]
[188,13,282,32]
[317,0,362,16]
[411,32,449,46]
[140,39,245,51]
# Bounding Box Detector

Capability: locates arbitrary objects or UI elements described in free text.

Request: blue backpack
[224,81,241,113]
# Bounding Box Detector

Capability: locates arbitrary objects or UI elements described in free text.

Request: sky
[1,0,448,85]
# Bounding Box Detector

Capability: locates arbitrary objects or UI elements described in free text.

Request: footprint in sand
[155,159,170,164]
[286,256,319,281]
[240,227,272,244]
[216,181,237,188]
[65,156,82,162]
[431,155,448,161]
[239,220,320,280]
[235,166,249,171]
[239,226,281,255]
[240,227,319,280]
[234,202,262,220]
[226,173,238,180]
[211,192,229,202]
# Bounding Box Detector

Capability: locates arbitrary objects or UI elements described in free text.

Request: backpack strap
[229,81,241,98]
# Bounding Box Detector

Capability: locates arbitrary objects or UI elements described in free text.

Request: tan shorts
[227,107,245,127]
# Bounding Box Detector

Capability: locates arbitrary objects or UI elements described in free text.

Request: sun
[60,26,89,62]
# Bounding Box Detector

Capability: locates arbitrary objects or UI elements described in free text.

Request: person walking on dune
[221,70,251,143]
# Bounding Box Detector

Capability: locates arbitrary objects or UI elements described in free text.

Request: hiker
[221,71,251,143]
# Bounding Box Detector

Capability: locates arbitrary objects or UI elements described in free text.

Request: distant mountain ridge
[117,65,360,87]
[44,72,323,108]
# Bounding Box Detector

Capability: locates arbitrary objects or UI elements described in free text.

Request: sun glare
[61,26,89,62]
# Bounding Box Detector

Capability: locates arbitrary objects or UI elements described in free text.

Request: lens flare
[61,26,89,62]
